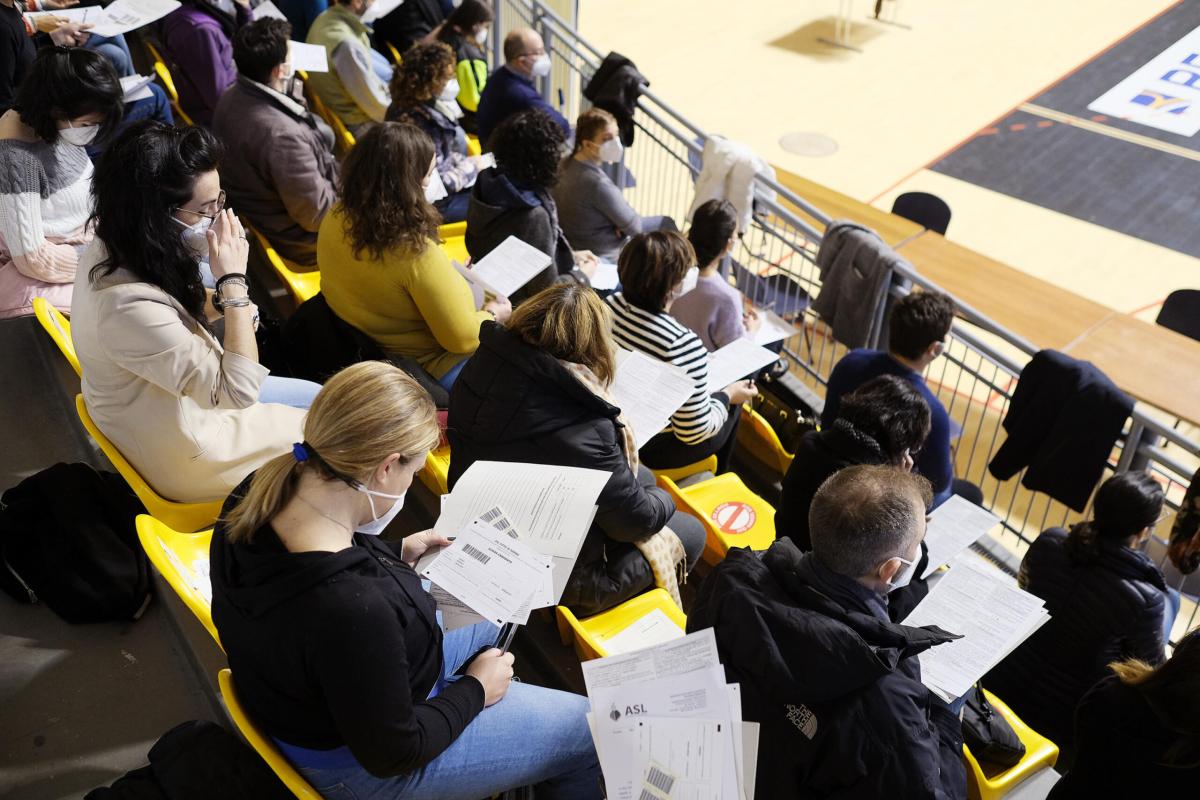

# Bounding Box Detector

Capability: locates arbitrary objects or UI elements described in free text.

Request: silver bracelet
[220,296,252,310]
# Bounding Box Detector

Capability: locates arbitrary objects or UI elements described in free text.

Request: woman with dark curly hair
[465,109,596,304]
[318,122,511,389]
[385,42,484,224]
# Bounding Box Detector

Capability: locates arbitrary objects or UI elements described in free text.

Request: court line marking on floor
[1019,103,1200,163]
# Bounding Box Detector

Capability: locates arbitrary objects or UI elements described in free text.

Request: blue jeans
[259,375,323,409]
[293,622,602,799]
[436,357,469,390]
[1164,587,1181,641]
[85,33,134,77]
[434,190,471,224]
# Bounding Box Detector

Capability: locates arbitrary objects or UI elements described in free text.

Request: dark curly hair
[837,375,931,463]
[388,42,456,109]
[489,109,565,190]
[90,121,222,321]
[338,122,440,260]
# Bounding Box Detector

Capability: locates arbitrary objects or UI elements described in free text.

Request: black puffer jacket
[447,321,675,616]
[984,528,1166,756]
[689,540,966,799]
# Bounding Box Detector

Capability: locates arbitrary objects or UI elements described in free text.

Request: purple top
[670,273,746,352]
[160,4,252,127]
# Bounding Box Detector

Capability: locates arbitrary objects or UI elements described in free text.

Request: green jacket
[305,5,380,128]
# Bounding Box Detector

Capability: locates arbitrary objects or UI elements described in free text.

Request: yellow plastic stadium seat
[439,221,467,239]
[418,445,452,496]
[657,471,776,564]
[386,41,403,65]
[136,516,220,647]
[76,395,223,533]
[247,225,321,304]
[964,690,1060,800]
[556,589,686,661]
[651,455,718,484]
[299,72,356,154]
[219,669,323,800]
[32,297,81,376]
[466,134,481,157]
[440,235,470,265]
[144,41,193,126]
[738,405,795,475]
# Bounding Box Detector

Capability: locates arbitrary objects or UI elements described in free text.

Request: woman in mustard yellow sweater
[318,122,511,388]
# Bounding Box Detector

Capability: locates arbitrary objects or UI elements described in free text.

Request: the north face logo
[785,703,818,739]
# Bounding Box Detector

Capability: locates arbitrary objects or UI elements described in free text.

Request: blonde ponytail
[222,361,440,543]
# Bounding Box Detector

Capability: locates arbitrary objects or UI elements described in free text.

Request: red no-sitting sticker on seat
[712,502,756,534]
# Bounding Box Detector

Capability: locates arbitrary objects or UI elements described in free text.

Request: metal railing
[492,0,1200,640]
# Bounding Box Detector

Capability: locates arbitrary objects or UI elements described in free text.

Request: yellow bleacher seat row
[738,404,795,475]
[135,516,221,648]
[143,41,193,126]
[418,445,452,496]
[219,669,323,800]
[556,588,686,661]
[245,224,321,306]
[76,395,223,533]
[963,689,1059,800]
[298,71,356,153]
[32,297,81,376]
[657,470,776,565]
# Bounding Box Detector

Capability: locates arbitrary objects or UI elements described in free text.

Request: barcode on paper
[645,765,675,795]
[479,507,504,523]
[462,543,491,565]
[638,790,659,800]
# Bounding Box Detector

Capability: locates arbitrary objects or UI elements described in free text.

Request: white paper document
[902,555,1050,702]
[361,0,404,23]
[582,627,721,694]
[465,236,551,298]
[289,41,329,73]
[591,259,620,291]
[87,0,181,37]
[420,518,550,626]
[752,309,799,347]
[610,349,695,448]
[252,0,287,19]
[602,715,728,800]
[920,495,1002,579]
[705,338,779,394]
[120,74,155,102]
[601,608,685,656]
[434,461,607,560]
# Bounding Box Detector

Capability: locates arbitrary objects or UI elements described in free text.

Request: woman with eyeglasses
[985,471,1174,766]
[72,120,321,505]
[0,47,122,318]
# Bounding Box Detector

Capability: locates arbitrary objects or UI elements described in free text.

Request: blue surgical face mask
[355,483,406,536]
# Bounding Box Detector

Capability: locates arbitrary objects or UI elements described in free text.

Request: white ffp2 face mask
[424,169,448,203]
[886,554,918,593]
[530,54,552,78]
[474,27,488,45]
[60,124,99,147]
[355,483,406,536]
[173,215,213,258]
[598,138,623,163]
[439,78,461,103]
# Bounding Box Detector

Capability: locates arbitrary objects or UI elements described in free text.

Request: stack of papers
[120,74,155,102]
[920,495,1002,579]
[590,259,620,291]
[902,555,1050,702]
[464,236,552,298]
[610,349,695,448]
[67,0,181,37]
[583,628,758,800]
[705,338,779,394]
[752,309,800,347]
[289,41,329,73]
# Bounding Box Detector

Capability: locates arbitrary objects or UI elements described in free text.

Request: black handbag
[750,359,818,455]
[962,684,1026,769]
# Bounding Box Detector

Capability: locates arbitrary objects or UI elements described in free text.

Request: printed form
[705,338,779,394]
[920,495,1002,579]
[87,0,180,37]
[466,236,552,298]
[610,349,696,448]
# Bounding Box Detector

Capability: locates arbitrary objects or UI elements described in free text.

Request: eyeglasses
[175,190,226,221]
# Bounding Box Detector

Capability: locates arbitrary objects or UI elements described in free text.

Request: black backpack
[0,462,152,623]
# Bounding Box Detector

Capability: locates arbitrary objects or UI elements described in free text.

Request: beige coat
[71,242,305,504]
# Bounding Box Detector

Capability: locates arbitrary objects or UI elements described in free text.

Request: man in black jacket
[689,464,967,799]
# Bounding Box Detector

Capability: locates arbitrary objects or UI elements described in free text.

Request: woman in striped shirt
[605,231,756,472]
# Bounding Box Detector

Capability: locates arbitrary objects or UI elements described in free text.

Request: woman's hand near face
[207,210,248,279]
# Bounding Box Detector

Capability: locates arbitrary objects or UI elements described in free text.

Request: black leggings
[639,405,742,474]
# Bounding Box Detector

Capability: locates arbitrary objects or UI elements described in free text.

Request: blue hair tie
[292,442,310,463]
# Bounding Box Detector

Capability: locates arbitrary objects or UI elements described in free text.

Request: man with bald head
[475,27,570,145]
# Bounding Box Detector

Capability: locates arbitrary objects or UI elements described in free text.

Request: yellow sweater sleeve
[407,243,490,355]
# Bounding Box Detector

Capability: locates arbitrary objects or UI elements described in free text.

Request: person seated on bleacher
[465,109,595,303]
[279,0,328,42]
[160,0,255,127]
[1049,627,1200,797]
[385,42,485,225]
[553,108,676,264]
[306,0,393,137]
[319,122,509,390]
[822,289,981,509]
[689,464,967,798]
[72,121,320,504]
[211,361,602,798]
[213,18,338,270]
[447,282,707,617]
[671,198,758,351]
[605,231,755,473]
[475,27,568,146]
[0,47,121,319]
[984,472,1172,763]
[776,375,930,550]
[434,0,493,134]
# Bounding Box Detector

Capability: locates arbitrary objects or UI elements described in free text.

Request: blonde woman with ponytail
[210,361,601,799]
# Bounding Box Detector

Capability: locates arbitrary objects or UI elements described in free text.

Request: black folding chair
[891,192,952,235]
[1156,289,1200,343]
